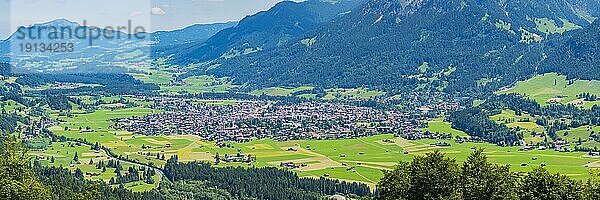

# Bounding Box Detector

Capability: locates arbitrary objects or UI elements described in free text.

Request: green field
[1,100,26,112]
[490,109,600,147]
[250,86,315,97]
[248,86,386,100]
[419,118,468,137]
[132,71,235,95]
[130,71,174,85]
[490,110,534,123]
[497,73,600,106]
[533,18,582,35]
[162,75,235,94]
[490,110,548,143]
[322,88,386,100]
[557,126,600,144]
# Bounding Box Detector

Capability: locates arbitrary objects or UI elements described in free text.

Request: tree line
[479,94,600,142]
[163,155,371,200]
[377,149,600,200]
[480,94,600,125]
[448,107,523,146]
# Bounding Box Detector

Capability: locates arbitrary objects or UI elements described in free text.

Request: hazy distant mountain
[198,0,599,94]
[152,22,237,45]
[151,22,238,58]
[172,0,367,64]
[0,19,236,73]
[0,19,148,73]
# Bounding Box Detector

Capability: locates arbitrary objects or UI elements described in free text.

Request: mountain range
[184,0,600,94]
[150,22,237,59]
[169,0,368,64]
[0,19,236,73]
[0,19,147,73]
[1,0,600,96]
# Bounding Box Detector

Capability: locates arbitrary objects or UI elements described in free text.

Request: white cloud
[151,7,166,15]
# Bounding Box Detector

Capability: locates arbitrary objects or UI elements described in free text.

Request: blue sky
[1,0,303,39]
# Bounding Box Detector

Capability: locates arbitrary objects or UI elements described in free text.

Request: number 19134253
[19,43,75,53]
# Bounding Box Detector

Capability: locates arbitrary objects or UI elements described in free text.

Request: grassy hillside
[497,73,600,107]
[490,109,548,144]
[418,118,469,137]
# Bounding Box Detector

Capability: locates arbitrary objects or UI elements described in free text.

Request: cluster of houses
[279,161,307,169]
[220,153,256,163]
[86,172,101,177]
[19,116,59,136]
[113,100,426,143]
[399,129,454,140]
[19,116,60,145]
[519,143,575,153]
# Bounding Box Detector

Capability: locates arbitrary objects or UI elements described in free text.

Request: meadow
[489,108,600,147]
[131,71,234,95]
[248,86,386,100]
[419,118,469,137]
[490,109,549,144]
[250,86,315,97]
[322,88,386,100]
[497,73,600,107]
[533,17,582,35]
[46,106,600,189]
[161,75,234,94]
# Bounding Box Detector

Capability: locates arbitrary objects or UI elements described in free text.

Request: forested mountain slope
[541,19,600,80]
[566,0,600,22]
[171,0,367,64]
[196,0,599,95]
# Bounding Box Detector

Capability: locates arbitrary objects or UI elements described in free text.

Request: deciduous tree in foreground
[377,149,600,200]
[0,135,50,200]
